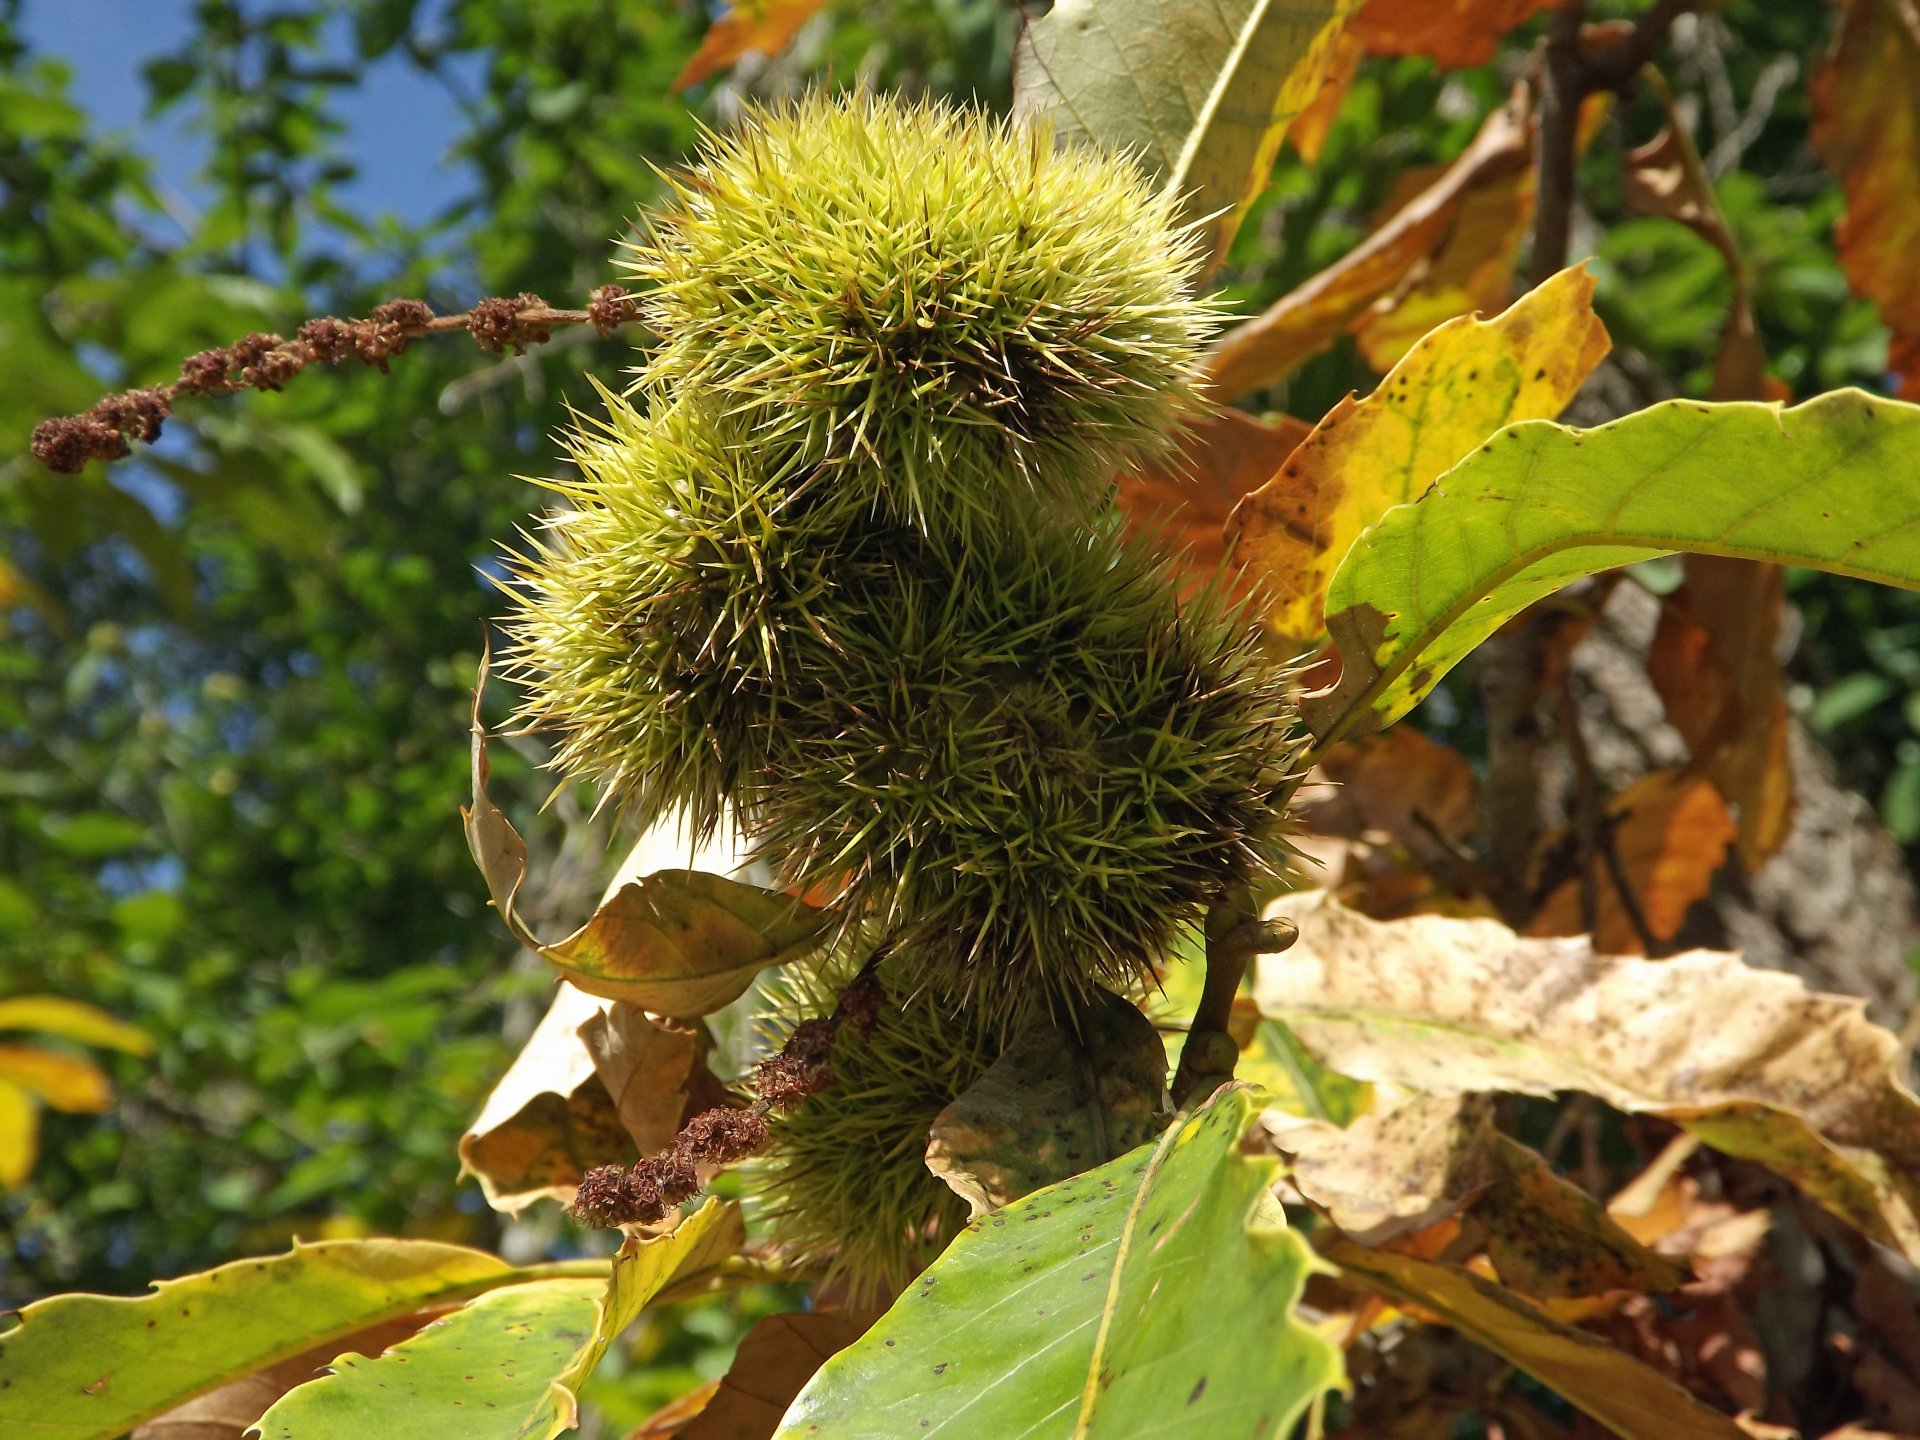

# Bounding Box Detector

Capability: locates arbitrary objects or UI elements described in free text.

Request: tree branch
[30,286,642,475]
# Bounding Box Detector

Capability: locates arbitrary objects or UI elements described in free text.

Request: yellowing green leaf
[0,1044,114,1113]
[1013,0,1358,274]
[255,1200,745,1440]
[464,656,830,1015]
[778,1086,1341,1439]
[1325,1241,1751,1440]
[1306,389,1920,742]
[1231,265,1608,645]
[1258,894,1920,1260]
[0,995,152,1054]
[0,1238,567,1440]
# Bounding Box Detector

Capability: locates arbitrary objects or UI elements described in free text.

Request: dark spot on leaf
[932,1363,947,1375]
[1190,1377,1207,1404]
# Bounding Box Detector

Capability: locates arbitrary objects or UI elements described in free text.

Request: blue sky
[18,0,477,231]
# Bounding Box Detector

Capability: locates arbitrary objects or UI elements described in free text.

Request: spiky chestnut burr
[498,389,921,832]
[741,518,1300,1021]
[625,92,1220,533]
[749,958,1001,1305]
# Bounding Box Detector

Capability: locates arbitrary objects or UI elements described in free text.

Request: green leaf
[1305,389,1920,743]
[463,653,831,1016]
[1013,0,1357,274]
[255,1199,745,1440]
[777,1086,1341,1439]
[0,1239,565,1439]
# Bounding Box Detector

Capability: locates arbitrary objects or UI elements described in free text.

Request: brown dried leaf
[1114,408,1309,592]
[1271,1093,1686,1296]
[675,1312,871,1440]
[1530,767,1738,953]
[1299,726,1480,848]
[458,984,658,1214]
[1813,0,1920,398]
[1647,561,1795,868]
[1348,0,1560,69]
[926,989,1168,1217]
[1259,894,1920,1258]
[1325,1241,1751,1439]
[1204,95,1533,399]
[670,1,831,93]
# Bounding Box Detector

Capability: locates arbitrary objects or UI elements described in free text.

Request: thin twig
[1169,888,1297,1107]
[30,287,642,474]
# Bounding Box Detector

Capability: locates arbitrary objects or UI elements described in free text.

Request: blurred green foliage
[0,1,1907,1404]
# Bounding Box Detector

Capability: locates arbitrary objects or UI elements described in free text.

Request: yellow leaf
[1228,265,1610,645]
[0,1077,38,1189]
[1813,0,1920,398]
[0,1044,113,1113]
[0,995,153,1054]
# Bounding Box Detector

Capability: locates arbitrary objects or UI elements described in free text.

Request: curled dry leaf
[1229,264,1609,645]
[458,983,650,1214]
[1812,0,1920,398]
[1267,1091,1686,1296]
[1259,894,1920,1259]
[1204,95,1533,399]
[925,988,1168,1217]
[1529,766,1738,954]
[465,653,831,1016]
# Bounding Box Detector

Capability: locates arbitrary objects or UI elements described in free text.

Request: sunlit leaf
[255,1200,745,1440]
[777,1087,1341,1438]
[0,1044,114,1113]
[1305,389,1920,742]
[1014,0,1358,274]
[0,1238,567,1439]
[0,1077,37,1189]
[1259,894,1920,1259]
[1231,265,1608,645]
